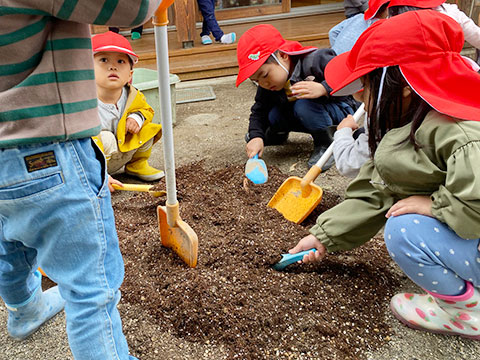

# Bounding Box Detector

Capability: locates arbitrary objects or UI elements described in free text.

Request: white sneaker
[201,35,212,45]
[220,32,236,44]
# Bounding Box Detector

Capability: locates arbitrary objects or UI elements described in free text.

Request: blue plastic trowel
[245,154,268,184]
[272,248,317,271]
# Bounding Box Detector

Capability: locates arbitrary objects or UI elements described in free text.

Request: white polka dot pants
[384,214,480,296]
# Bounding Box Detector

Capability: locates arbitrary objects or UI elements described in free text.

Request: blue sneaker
[220,32,236,44]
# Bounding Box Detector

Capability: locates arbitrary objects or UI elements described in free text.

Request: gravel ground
[1,76,480,359]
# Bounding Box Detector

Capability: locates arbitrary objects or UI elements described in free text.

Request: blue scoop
[245,154,268,184]
[272,248,317,271]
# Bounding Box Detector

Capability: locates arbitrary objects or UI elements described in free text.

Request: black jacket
[247,48,356,140]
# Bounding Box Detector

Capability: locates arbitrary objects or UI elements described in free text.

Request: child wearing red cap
[365,0,480,49]
[236,24,358,170]
[288,10,480,339]
[92,31,164,185]
[334,0,480,178]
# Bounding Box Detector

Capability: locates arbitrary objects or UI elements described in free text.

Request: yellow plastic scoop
[112,183,166,197]
[268,104,365,223]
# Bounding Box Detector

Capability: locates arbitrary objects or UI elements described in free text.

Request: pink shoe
[390,282,480,340]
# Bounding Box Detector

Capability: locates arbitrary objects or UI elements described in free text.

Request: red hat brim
[400,56,480,121]
[235,39,316,87]
[326,50,480,121]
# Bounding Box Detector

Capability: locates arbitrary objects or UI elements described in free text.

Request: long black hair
[365,66,432,156]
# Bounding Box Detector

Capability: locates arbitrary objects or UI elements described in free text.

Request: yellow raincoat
[93,84,162,153]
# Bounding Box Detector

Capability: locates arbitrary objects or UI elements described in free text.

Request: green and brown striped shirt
[0,0,160,148]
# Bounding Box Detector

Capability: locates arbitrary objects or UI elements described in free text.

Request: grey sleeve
[333,127,370,178]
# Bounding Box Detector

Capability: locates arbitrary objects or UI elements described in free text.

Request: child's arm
[245,87,276,156]
[333,115,370,178]
[49,1,161,27]
[291,48,337,98]
[439,3,480,49]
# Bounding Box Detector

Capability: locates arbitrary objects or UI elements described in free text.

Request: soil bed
[114,162,402,359]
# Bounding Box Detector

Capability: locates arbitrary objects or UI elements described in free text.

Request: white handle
[313,103,366,169]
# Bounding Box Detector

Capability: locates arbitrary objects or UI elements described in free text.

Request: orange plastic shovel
[153,1,198,268]
[268,103,365,223]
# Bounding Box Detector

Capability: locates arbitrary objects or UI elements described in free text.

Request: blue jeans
[385,214,480,296]
[268,99,354,134]
[0,139,135,360]
[197,0,224,40]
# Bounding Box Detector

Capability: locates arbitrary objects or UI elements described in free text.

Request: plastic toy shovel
[268,103,365,224]
[112,183,166,197]
[245,154,268,184]
[154,0,198,268]
[273,248,317,271]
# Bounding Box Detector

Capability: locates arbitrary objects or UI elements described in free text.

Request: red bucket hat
[236,24,316,87]
[364,0,444,20]
[91,31,138,64]
[364,0,390,20]
[325,10,480,121]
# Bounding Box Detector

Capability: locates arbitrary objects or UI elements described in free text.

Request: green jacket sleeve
[431,140,480,239]
[309,160,395,252]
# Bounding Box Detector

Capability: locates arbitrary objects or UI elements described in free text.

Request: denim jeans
[198,0,224,40]
[385,214,480,296]
[0,139,135,359]
[268,98,354,134]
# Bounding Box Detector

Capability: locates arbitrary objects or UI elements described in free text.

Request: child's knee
[98,131,118,155]
[384,214,419,255]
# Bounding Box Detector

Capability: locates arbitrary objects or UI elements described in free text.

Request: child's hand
[386,195,433,218]
[290,81,327,99]
[126,117,140,134]
[246,137,264,158]
[108,175,123,193]
[288,234,326,264]
[337,114,359,131]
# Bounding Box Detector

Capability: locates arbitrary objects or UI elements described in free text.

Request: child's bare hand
[290,81,327,99]
[108,175,123,193]
[246,137,264,158]
[126,117,140,134]
[386,195,433,218]
[288,234,326,264]
[337,114,359,131]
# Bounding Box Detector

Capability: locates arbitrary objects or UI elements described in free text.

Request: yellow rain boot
[125,146,164,181]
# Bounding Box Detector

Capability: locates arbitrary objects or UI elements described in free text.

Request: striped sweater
[0,0,161,148]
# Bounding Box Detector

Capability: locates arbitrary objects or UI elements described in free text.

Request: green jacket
[310,111,480,252]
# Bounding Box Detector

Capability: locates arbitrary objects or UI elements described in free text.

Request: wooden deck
[125,11,345,80]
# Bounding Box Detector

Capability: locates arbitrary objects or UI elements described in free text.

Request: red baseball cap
[236,24,316,87]
[325,10,480,121]
[92,31,138,64]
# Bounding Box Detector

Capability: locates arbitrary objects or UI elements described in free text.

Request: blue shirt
[329,13,376,55]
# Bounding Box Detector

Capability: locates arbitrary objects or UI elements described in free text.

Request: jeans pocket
[0,172,63,200]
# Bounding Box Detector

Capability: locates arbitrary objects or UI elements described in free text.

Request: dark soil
[114,162,402,360]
